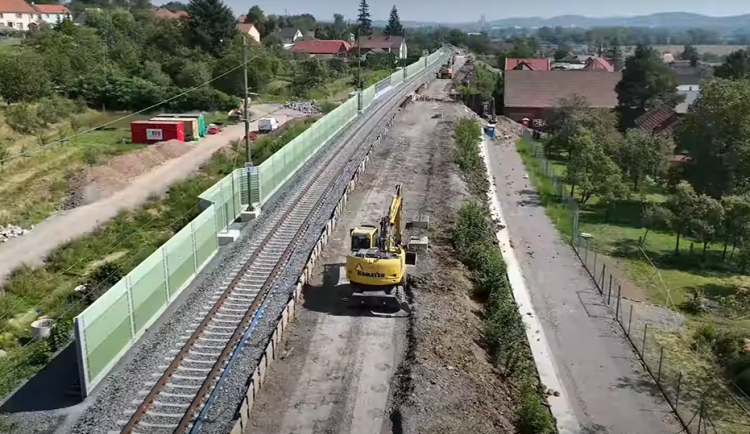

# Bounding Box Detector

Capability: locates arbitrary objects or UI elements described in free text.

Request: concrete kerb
[228,85,422,434]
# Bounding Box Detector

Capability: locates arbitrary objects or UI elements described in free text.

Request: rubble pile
[283,100,321,114]
[1,224,31,242]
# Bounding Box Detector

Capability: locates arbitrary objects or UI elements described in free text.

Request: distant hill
[380,13,750,31]
[482,13,750,30]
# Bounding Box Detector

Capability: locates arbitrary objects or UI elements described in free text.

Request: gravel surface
[198,70,444,434]
[0,67,442,434]
[485,120,680,433]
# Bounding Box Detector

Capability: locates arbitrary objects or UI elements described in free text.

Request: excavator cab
[350,225,378,251]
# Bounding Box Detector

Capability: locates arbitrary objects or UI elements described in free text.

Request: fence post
[675,372,682,409]
[601,263,606,290]
[627,304,634,335]
[642,324,648,356]
[616,285,622,319]
[593,251,598,278]
[657,347,664,383]
[607,275,613,305]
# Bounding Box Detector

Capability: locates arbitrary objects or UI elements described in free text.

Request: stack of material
[1,224,31,242]
[283,100,321,114]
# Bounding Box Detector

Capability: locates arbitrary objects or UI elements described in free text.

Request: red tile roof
[357,34,403,50]
[0,0,35,13]
[292,39,352,55]
[237,23,256,33]
[31,4,70,14]
[583,56,614,72]
[634,105,680,133]
[504,70,621,108]
[505,58,550,71]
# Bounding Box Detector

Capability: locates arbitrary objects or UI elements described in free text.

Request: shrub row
[452,117,555,434]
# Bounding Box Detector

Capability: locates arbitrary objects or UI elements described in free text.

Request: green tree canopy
[678,78,750,199]
[616,129,674,191]
[714,49,750,80]
[615,45,682,130]
[384,5,403,37]
[356,0,372,36]
[185,0,237,52]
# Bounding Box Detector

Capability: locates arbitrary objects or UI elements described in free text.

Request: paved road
[0,107,303,282]
[485,136,678,434]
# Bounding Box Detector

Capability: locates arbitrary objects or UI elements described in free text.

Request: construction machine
[438,63,454,79]
[345,184,425,311]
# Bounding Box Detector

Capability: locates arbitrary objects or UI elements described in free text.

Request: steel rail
[119,60,444,434]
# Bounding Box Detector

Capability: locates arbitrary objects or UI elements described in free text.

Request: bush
[453,117,482,172]
[515,382,555,434]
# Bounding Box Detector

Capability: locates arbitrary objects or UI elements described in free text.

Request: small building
[0,0,37,31]
[237,22,260,44]
[504,58,551,71]
[676,85,699,114]
[30,3,72,24]
[634,104,680,134]
[291,39,351,57]
[503,70,622,122]
[582,56,614,72]
[278,27,304,45]
[356,34,407,59]
[151,7,187,19]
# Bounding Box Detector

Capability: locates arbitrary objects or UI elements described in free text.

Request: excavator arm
[378,184,404,252]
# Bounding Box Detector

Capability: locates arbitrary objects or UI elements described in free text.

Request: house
[278,27,304,45]
[237,22,260,44]
[356,34,407,59]
[504,58,551,71]
[151,7,187,19]
[291,39,351,57]
[30,3,71,24]
[582,56,614,72]
[0,0,37,31]
[503,70,622,122]
[634,104,680,134]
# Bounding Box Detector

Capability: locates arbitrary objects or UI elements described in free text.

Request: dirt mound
[65,140,192,206]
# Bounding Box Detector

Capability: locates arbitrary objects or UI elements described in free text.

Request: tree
[616,129,674,191]
[563,127,627,205]
[553,44,571,61]
[720,195,750,260]
[608,38,624,71]
[244,5,264,24]
[356,0,372,37]
[640,202,673,245]
[291,59,327,96]
[333,13,347,39]
[691,194,725,260]
[666,181,698,255]
[679,79,750,199]
[615,45,682,130]
[185,0,237,52]
[680,44,699,67]
[714,49,750,80]
[544,95,620,159]
[383,5,403,37]
[0,51,52,103]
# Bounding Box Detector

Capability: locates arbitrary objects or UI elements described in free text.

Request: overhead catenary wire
[0,53,263,166]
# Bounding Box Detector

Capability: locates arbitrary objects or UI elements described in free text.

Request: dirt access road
[0,105,305,282]
[250,65,516,434]
[485,119,679,433]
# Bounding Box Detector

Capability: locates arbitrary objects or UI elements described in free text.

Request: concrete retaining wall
[228,84,424,434]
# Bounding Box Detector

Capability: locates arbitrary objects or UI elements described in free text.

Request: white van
[258,117,279,132]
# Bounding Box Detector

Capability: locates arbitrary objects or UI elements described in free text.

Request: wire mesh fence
[520,130,750,434]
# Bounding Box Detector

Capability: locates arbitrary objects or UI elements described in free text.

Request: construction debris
[1,224,32,242]
[283,100,321,114]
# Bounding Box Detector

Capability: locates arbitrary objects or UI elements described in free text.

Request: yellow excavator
[345,184,418,311]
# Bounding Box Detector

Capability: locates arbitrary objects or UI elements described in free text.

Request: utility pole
[356,27,362,112]
[242,36,254,209]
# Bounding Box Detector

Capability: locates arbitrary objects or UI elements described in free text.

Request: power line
[0,53,263,166]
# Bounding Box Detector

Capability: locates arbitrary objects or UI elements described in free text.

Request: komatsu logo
[355,263,384,278]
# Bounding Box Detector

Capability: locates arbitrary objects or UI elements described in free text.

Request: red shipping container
[130,121,185,144]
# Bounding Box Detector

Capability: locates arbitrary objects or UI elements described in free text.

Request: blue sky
[211,1,749,23]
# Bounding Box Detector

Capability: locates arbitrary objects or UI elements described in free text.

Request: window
[17,22,23,30]
[15,13,22,18]
[7,22,13,28]
[0,13,4,18]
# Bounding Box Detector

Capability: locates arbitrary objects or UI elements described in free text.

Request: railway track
[117,64,443,434]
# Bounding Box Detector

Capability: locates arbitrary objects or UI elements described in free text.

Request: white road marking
[479,132,581,434]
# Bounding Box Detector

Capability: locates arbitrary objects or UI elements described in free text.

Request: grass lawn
[259,69,393,102]
[516,138,750,431]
